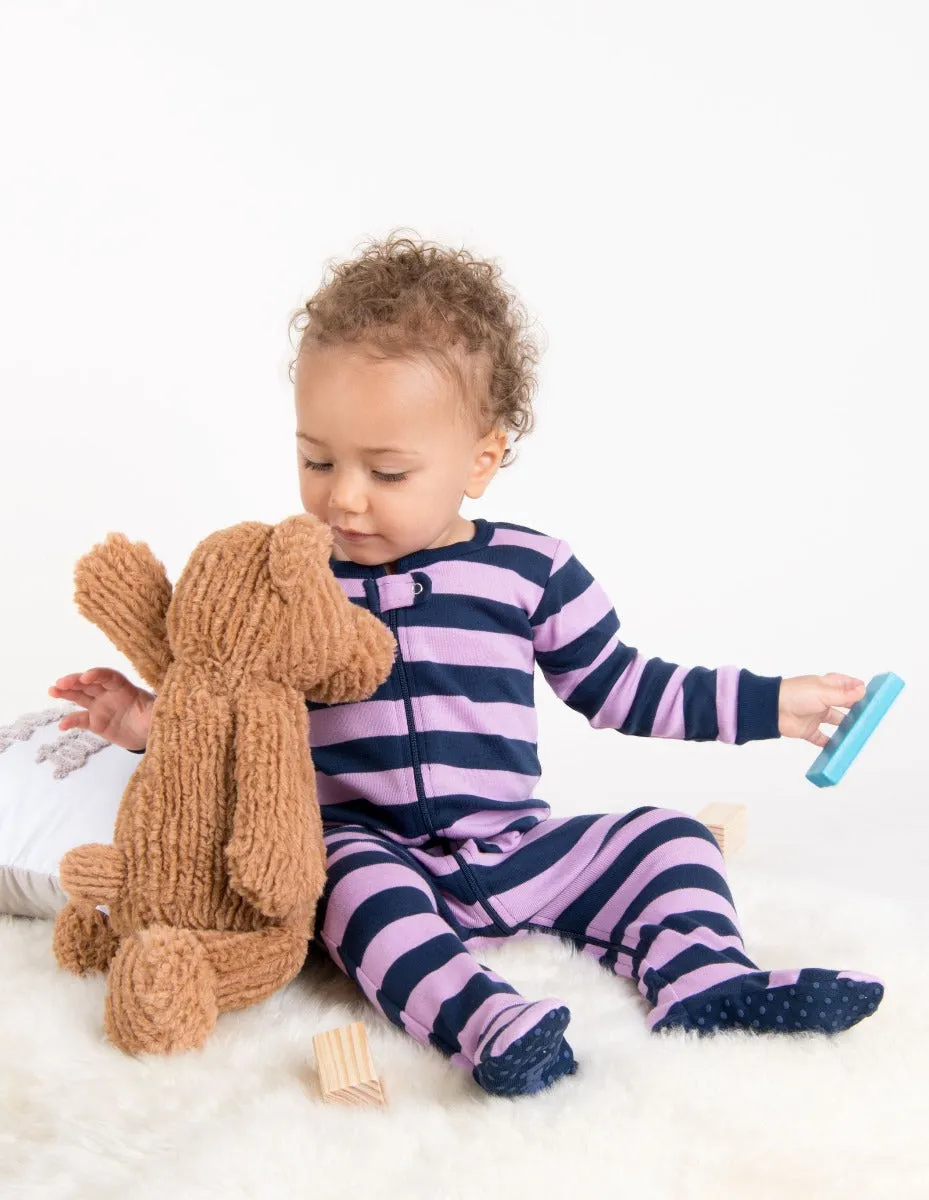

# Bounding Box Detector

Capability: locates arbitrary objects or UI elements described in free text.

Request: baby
[50,232,884,1097]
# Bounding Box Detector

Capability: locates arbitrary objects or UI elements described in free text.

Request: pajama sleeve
[529,540,781,744]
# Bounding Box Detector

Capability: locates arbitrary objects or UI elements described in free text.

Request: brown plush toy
[52,514,396,1055]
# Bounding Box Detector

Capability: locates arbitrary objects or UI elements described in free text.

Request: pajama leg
[512,807,884,1036]
[315,824,577,1095]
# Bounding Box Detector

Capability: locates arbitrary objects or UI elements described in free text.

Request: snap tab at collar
[376,570,432,613]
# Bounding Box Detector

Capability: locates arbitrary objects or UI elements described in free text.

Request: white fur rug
[2,869,926,1200]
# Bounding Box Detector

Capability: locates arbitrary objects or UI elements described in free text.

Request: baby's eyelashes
[300,457,408,484]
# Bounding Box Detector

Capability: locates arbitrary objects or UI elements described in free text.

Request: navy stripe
[562,640,638,721]
[319,799,429,842]
[406,594,533,636]
[400,662,537,704]
[341,887,438,970]
[529,553,595,627]
[313,731,540,777]
[481,540,553,590]
[465,812,604,895]
[607,859,736,948]
[429,792,547,833]
[309,661,537,713]
[377,933,466,1014]
[683,668,719,741]
[736,669,782,743]
[550,815,716,937]
[431,973,522,1058]
[534,609,620,676]
[619,658,679,736]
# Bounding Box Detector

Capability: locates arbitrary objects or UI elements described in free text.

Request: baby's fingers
[79,668,127,690]
[58,709,90,733]
[49,684,85,705]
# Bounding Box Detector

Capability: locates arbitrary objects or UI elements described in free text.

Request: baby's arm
[530,540,780,745]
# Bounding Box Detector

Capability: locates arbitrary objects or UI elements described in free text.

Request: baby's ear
[268,514,332,600]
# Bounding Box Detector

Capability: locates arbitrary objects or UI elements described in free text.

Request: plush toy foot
[53,899,120,975]
[59,842,127,906]
[104,926,219,1054]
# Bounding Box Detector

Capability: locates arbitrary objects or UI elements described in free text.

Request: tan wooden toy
[313,1022,385,1107]
[697,802,747,859]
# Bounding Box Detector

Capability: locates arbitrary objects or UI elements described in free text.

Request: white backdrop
[1,1,926,902]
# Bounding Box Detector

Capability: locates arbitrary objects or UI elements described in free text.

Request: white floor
[2,820,927,1200]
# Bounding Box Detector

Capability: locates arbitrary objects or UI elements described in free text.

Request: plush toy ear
[268,514,333,601]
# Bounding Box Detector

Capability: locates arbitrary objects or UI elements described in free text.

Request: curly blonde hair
[288,229,543,466]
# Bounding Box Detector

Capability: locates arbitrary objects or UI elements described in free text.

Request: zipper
[387,606,437,838]
[386,598,515,936]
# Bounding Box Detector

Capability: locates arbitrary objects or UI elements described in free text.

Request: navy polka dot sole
[473,1006,578,1097]
[651,968,884,1037]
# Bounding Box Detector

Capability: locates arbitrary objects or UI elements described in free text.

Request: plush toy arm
[225,691,326,922]
[74,533,174,691]
[306,605,397,706]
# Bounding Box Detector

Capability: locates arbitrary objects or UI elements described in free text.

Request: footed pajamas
[307,520,884,1096]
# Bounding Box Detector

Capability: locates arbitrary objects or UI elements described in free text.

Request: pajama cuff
[735,670,782,744]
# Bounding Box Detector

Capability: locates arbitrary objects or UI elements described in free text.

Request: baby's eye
[301,457,407,484]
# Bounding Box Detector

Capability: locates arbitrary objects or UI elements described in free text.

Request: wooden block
[696,802,747,858]
[312,1021,386,1107]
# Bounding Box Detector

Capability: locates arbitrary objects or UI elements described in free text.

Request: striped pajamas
[306,520,883,1092]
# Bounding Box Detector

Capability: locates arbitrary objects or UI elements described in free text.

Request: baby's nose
[328,473,368,515]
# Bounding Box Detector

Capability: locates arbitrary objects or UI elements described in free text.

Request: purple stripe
[315,766,418,808]
[358,912,445,990]
[837,970,883,985]
[323,860,435,948]
[312,695,538,748]
[426,559,544,612]
[643,902,746,971]
[406,845,473,878]
[435,803,546,841]
[324,823,430,852]
[403,954,514,1055]
[398,625,534,672]
[587,649,648,729]
[716,666,739,743]
[530,809,671,927]
[412,695,538,741]
[489,527,559,556]
[485,814,619,926]
[647,964,755,1027]
[650,665,688,738]
[334,578,366,599]
[310,698,406,746]
[490,999,567,1057]
[457,998,524,1063]
[427,763,539,805]
[541,634,621,702]
[531,579,612,652]
[582,831,739,945]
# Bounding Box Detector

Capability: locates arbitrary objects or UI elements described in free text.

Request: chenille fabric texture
[51,514,396,1055]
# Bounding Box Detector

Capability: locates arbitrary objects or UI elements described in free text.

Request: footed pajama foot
[473,1000,578,1097]
[650,967,884,1036]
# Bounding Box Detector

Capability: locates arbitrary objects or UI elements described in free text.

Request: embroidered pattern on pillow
[0,705,111,779]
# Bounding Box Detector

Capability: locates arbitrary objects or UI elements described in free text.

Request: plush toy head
[52,513,396,1055]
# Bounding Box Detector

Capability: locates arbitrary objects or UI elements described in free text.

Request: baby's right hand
[48,668,154,752]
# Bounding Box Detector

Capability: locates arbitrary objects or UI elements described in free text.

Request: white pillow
[0,705,139,918]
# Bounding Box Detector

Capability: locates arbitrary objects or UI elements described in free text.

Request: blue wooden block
[806,672,905,788]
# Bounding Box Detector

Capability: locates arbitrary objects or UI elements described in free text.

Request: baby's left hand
[778,673,867,746]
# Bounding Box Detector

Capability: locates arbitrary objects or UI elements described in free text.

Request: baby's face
[294,342,505,567]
